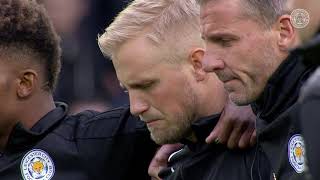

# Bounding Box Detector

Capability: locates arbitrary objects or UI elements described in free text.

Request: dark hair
[0,0,61,91]
[241,0,288,27]
[196,0,288,28]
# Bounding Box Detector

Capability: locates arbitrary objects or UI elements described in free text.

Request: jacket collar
[181,114,220,151]
[6,102,68,152]
[251,50,316,122]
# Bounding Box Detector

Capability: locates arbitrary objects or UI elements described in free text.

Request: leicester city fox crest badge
[21,149,55,180]
[288,134,306,173]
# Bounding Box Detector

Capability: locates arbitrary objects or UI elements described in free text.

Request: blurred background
[41,0,133,114]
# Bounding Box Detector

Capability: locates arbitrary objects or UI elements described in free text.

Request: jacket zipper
[256,111,278,180]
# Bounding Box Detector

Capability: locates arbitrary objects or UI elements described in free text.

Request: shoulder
[58,106,147,139]
[300,67,320,102]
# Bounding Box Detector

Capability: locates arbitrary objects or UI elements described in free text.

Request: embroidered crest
[21,149,55,180]
[288,134,305,173]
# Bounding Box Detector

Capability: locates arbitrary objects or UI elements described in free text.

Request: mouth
[216,73,235,83]
[219,78,235,84]
[224,78,236,84]
[145,119,160,127]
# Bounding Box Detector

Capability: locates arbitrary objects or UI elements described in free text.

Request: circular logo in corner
[21,149,55,180]
[288,134,305,174]
[290,9,310,29]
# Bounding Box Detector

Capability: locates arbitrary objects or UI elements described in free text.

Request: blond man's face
[113,35,199,144]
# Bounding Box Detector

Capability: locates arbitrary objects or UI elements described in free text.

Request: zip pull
[273,173,277,180]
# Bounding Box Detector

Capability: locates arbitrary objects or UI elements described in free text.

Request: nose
[202,54,225,72]
[129,92,149,116]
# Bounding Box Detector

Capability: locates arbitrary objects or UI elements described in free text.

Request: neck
[0,131,12,152]
[0,93,56,151]
[186,132,198,143]
[195,77,227,119]
[20,95,56,129]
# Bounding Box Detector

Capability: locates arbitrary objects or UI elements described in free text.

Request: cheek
[0,79,14,97]
[231,43,263,72]
[151,92,184,115]
[150,85,188,115]
[202,53,212,66]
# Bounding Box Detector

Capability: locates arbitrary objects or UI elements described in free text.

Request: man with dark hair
[0,0,157,179]
[198,0,316,179]
[0,0,61,92]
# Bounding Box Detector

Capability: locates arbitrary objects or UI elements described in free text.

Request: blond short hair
[98,0,201,61]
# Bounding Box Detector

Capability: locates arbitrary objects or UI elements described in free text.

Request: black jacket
[0,103,157,180]
[251,50,316,180]
[299,34,320,180]
[159,114,270,180]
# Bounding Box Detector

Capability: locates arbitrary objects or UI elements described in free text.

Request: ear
[188,48,206,81]
[16,70,38,98]
[276,14,296,51]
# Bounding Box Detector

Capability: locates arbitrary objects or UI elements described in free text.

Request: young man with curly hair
[0,0,157,179]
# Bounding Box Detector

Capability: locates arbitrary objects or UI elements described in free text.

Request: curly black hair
[0,0,61,91]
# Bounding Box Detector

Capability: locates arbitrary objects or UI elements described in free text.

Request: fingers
[238,123,255,149]
[151,176,162,180]
[227,122,245,149]
[205,111,233,144]
[216,118,234,145]
[148,144,183,179]
[205,127,218,144]
[206,99,257,150]
[148,150,164,180]
[249,130,257,147]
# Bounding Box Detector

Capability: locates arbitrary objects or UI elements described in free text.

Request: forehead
[200,0,245,27]
[200,0,243,16]
[113,35,174,85]
[0,53,22,72]
[200,0,265,37]
[0,45,41,67]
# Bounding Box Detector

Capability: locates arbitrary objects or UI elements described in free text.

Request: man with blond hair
[98,0,267,179]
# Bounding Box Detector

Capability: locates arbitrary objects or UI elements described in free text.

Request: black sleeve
[75,106,158,180]
[127,121,159,179]
[103,109,158,180]
[300,82,320,180]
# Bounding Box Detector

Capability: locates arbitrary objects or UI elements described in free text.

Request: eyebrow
[121,79,158,89]
[204,32,240,40]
